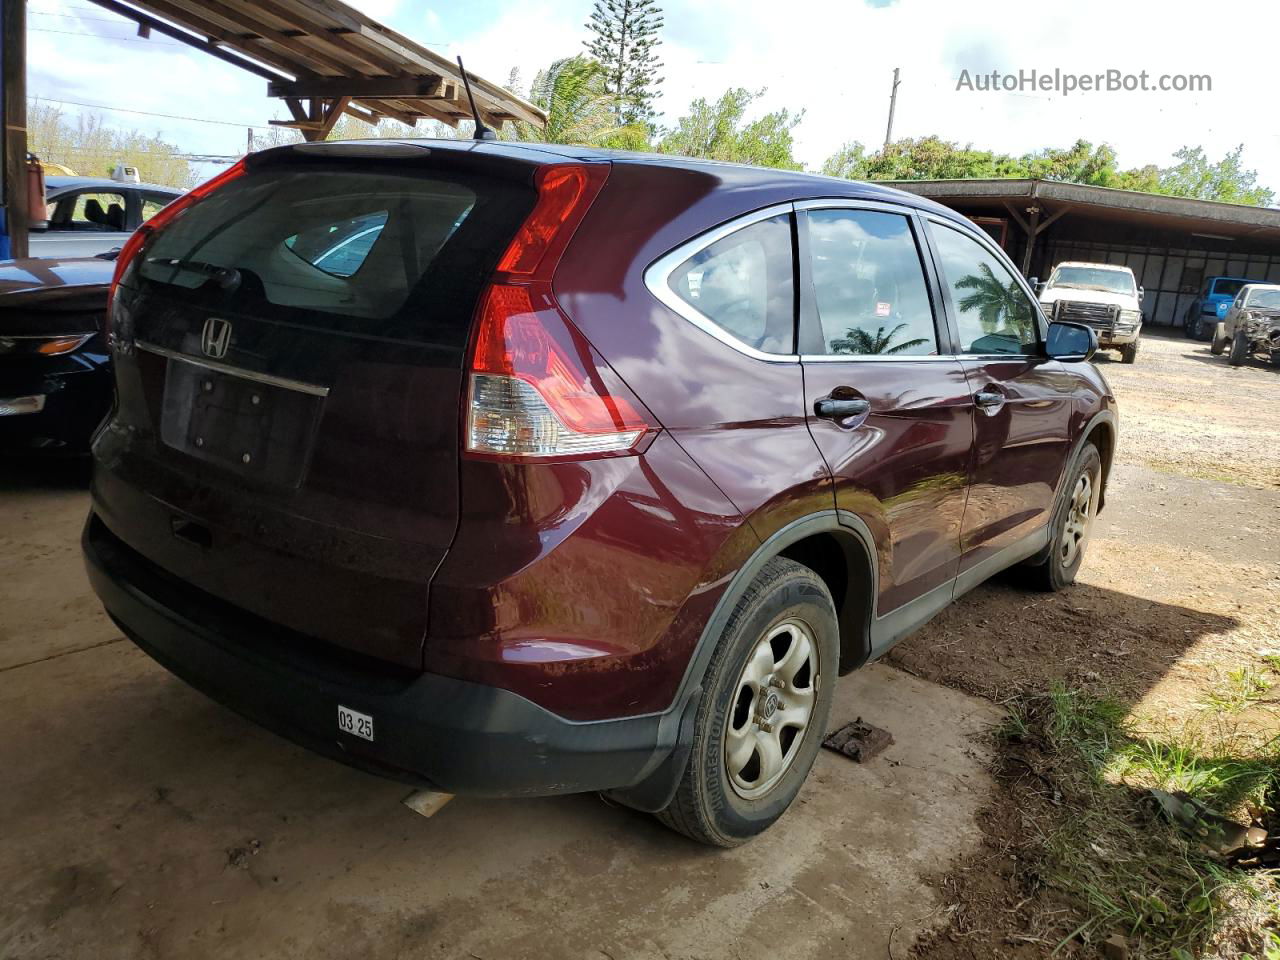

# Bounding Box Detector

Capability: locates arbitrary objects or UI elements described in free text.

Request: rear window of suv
[136,165,534,342]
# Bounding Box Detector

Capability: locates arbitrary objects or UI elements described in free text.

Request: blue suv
[1184,277,1264,340]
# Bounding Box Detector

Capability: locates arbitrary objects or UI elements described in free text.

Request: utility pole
[883,67,900,149]
[246,127,254,155]
[1,0,30,260]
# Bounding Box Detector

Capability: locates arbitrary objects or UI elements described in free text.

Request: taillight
[106,158,249,318]
[465,162,655,460]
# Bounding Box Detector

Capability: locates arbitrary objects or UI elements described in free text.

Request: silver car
[30,177,184,259]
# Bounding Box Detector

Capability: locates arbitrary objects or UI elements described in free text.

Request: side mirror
[1032,278,1046,296]
[1045,321,1097,362]
[1137,286,1145,302]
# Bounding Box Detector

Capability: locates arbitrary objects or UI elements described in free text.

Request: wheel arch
[1080,413,1116,513]
[677,511,878,704]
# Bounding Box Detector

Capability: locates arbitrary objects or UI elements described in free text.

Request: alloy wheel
[1059,471,1096,568]
[724,618,820,800]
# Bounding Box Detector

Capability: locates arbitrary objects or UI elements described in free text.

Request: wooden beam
[87,0,289,81]
[268,75,444,99]
[1034,205,1069,236]
[2,0,30,258]
[136,0,353,77]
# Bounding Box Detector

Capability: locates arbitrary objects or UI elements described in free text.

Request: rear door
[921,216,1074,574]
[798,201,973,620]
[98,153,537,668]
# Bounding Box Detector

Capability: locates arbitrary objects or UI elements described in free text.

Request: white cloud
[21,0,1280,193]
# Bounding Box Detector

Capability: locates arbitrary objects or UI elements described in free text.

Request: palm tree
[830,323,929,356]
[513,56,648,148]
[953,263,1035,339]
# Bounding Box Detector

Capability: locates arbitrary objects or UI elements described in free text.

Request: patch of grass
[1202,667,1275,713]
[1002,683,1280,958]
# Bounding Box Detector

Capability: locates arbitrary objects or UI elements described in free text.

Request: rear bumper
[83,512,688,799]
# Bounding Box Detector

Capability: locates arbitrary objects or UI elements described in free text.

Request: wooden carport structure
[0,0,545,258]
[87,0,546,138]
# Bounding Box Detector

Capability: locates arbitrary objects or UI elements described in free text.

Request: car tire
[1022,443,1101,592]
[1210,323,1228,356]
[1229,329,1250,367]
[655,556,839,847]
[1120,341,1139,364]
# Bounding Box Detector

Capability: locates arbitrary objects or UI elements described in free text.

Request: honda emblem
[201,317,232,359]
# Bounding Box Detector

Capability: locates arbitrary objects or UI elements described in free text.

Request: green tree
[658,88,802,170]
[830,323,928,355]
[513,55,649,147]
[28,101,196,188]
[822,135,1275,207]
[585,0,664,125]
[1155,145,1274,206]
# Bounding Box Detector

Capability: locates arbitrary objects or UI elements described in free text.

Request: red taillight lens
[494,163,609,282]
[106,158,249,318]
[468,284,651,457]
[465,161,653,459]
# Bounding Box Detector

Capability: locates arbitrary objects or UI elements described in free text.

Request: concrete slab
[0,481,1002,960]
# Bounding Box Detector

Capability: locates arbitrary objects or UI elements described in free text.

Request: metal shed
[888,178,1280,328]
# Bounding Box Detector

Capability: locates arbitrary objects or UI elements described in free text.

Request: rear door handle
[973,390,1005,410]
[814,397,871,419]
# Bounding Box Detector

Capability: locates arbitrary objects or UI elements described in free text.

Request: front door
[798,203,974,618]
[923,217,1075,574]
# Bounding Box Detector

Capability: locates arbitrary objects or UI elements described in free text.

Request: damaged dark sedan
[0,256,114,455]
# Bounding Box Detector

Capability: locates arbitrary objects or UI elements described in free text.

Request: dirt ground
[0,472,1005,959]
[1,329,1276,959]
[886,330,1280,957]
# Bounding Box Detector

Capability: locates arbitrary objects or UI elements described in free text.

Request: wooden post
[1020,207,1040,277]
[1,0,30,259]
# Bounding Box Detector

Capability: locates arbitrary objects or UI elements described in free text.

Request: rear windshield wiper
[147,258,241,290]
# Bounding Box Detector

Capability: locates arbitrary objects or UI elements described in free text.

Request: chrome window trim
[794,197,919,215]
[799,352,960,363]
[136,341,331,397]
[643,202,800,364]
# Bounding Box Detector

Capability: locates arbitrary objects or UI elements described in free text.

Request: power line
[29,26,184,45]
[29,94,280,130]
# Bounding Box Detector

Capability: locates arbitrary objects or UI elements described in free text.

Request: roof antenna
[456,57,497,141]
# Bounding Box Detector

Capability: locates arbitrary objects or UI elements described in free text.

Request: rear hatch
[96,144,538,668]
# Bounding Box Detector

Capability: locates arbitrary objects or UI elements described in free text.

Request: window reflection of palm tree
[831,323,928,355]
[955,264,1034,340]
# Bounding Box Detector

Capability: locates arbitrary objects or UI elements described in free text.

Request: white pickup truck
[1037,261,1144,364]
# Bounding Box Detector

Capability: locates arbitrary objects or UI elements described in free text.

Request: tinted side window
[141,193,176,222]
[668,214,794,354]
[804,209,937,356]
[50,192,127,232]
[932,223,1039,355]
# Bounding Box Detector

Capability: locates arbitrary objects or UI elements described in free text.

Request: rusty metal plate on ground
[823,718,894,763]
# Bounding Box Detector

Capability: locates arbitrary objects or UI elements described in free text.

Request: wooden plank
[86,0,290,81]
[137,0,352,77]
[268,75,445,99]
[239,0,400,76]
[353,26,544,126]
[2,0,30,257]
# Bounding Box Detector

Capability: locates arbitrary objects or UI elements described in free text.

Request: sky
[23,0,1280,194]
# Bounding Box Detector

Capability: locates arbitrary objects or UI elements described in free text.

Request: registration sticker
[338,704,374,741]
[875,301,891,317]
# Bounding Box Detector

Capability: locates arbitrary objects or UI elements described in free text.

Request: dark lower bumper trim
[83,513,680,798]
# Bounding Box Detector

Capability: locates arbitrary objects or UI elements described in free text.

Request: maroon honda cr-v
[84,139,1116,845]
